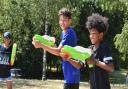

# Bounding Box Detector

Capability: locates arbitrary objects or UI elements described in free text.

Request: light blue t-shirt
[60,27,80,83]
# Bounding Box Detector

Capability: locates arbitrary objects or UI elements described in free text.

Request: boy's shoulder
[88,41,110,52]
[100,41,110,50]
[66,27,76,36]
[67,27,75,32]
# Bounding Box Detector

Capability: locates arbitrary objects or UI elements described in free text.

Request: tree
[114,0,128,68]
[114,22,128,67]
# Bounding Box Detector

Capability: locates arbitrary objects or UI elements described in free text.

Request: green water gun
[33,34,55,47]
[10,43,17,66]
[0,32,3,44]
[61,45,92,62]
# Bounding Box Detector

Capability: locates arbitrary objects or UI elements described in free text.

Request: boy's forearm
[96,61,114,72]
[40,44,61,56]
[68,59,83,69]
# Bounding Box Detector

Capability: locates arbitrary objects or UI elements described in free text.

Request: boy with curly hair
[86,13,114,89]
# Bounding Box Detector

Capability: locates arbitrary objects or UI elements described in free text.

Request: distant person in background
[0,32,13,89]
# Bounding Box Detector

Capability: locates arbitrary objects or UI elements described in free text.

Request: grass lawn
[0,69,128,89]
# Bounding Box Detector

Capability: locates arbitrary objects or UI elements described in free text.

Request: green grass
[109,69,128,89]
[0,69,128,89]
[110,69,127,84]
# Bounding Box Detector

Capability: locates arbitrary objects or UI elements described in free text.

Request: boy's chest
[0,47,11,65]
[91,46,105,62]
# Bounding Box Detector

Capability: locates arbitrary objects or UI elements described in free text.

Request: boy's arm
[60,52,83,69]
[32,40,63,56]
[68,59,83,69]
[32,40,83,69]
[87,58,114,72]
[87,44,114,72]
[95,60,114,72]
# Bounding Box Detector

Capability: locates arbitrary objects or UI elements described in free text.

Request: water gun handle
[88,64,94,68]
[60,49,71,60]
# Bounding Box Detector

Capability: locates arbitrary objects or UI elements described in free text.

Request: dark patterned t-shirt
[0,44,12,78]
[89,41,113,89]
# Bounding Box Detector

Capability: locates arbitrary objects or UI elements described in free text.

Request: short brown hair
[58,8,71,19]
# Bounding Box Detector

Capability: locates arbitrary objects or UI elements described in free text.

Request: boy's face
[59,15,71,30]
[4,37,11,45]
[89,28,103,45]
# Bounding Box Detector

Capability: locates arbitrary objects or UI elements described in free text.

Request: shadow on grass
[46,68,90,82]
[46,70,63,80]
[109,69,127,84]
[45,68,128,85]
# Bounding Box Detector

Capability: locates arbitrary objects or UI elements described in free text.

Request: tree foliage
[115,23,128,54]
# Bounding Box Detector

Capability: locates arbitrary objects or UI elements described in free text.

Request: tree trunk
[42,50,47,80]
[42,20,49,80]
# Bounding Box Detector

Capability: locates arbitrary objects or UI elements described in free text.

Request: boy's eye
[4,38,10,40]
[61,19,67,22]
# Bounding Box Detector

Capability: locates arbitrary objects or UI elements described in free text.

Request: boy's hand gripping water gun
[10,43,17,66]
[33,34,55,47]
[60,45,92,62]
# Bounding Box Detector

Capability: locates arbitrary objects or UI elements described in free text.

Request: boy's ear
[99,32,104,39]
[69,19,72,24]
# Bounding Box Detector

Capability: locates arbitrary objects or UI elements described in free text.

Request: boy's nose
[90,35,93,38]
[61,20,65,24]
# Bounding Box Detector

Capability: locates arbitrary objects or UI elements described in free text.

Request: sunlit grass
[0,69,128,89]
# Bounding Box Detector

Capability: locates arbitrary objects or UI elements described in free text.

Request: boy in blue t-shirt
[0,32,13,89]
[32,8,83,89]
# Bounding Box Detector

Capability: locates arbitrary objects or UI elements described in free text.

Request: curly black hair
[86,13,109,34]
[58,8,72,19]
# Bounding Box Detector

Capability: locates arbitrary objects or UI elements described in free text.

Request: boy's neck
[94,39,103,49]
[94,41,102,49]
[63,27,70,32]
[94,43,100,49]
